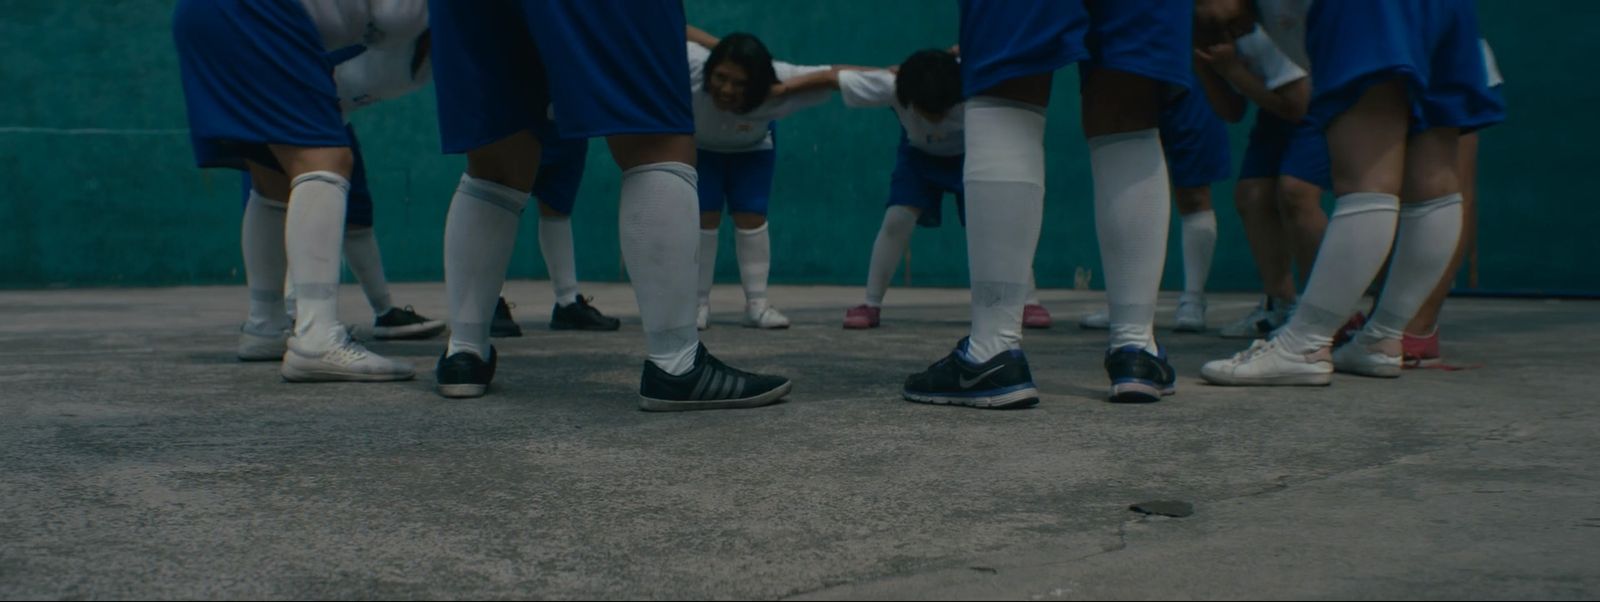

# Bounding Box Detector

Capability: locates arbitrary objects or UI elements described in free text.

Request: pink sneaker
[843,304,881,329]
[1403,329,1441,368]
[1023,304,1053,329]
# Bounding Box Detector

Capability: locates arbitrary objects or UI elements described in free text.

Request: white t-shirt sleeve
[1481,39,1504,87]
[686,42,711,89]
[1234,29,1308,91]
[772,60,832,82]
[837,69,897,108]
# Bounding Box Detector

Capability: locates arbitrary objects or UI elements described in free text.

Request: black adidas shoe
[638,344,791,412]
[550,296,621,331]
[373,306,447,340]
[1105,345,1176,404]
[436,346,497,399]
[491,297,523,338]
[903,338,1039,409]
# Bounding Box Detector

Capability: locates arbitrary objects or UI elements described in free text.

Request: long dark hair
[704,32,779,114]
[895,49,962,115]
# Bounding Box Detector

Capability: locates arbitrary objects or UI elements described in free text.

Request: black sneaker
[638,344,791,412]
[436,346,497,398]
[373,306,447,340]
[903,338,1039,409]
[491,297,523,338]
[550,296,622,331]
[1105,345,1176,404]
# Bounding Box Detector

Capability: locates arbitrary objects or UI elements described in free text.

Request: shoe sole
[373,321,447,340]
[238,348,285,362]
[437,383,489,398]
[902,386,1040,410]
[1334,364,1402,378]
[1108,380,1177,404]
[280,363,416,383]
[742,323,791,330]
[638,381,793,412]
[1200,371,1332,386]
[549,321,622,332]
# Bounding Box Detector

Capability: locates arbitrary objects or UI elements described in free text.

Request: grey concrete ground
[2,281,1597,600]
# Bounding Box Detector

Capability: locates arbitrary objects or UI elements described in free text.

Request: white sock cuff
[457,173,528,215]
[1332,192,1401,218]
[249,189,288,211]
[622,161,698,188]
[735,223,769,237]
[1401,193,1464,217]
[1182,209,1217,227]
[965,96,1047,183]
[290,170,350,193]
[1086,128,1160,152]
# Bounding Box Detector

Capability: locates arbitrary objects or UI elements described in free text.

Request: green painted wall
[1,1,1592,293]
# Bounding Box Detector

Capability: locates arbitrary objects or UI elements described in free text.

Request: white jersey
[298,0,428,52]
[1482,39,1504,87]
[1253,0,1313,70]
[1234,30,1308,92]
[837,69,965,157]
[686,42,833,153]
[334,44,433,116]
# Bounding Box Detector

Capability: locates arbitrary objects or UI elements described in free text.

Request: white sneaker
[280,330,415,382]
[1200,338,1333,386]
[1079,309,1110,330]
[1218,299,1288,339]
[743,300,791,329]
[238,325,288,362]
[1332,336,1403,378]
[1175,296,1207,333]
[696,304,710,331]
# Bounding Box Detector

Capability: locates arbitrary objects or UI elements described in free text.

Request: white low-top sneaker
[1201,338,1333,386]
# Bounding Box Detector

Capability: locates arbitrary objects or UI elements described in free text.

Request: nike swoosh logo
[959,365,1006,389]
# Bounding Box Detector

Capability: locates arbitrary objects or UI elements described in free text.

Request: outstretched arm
[686,24,719,50]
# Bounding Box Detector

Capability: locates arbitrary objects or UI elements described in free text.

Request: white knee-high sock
[1026,272,1040,306]
[963,96,1047,363]
[242,191,289,334]
[444,174,527,359]
[538,215,580,306]
[620,162,701,375]
[1276,192,1401,353]
[697,228,718,306]
[342,226,393,316]
[1091,129,1171,352]
[735,224,771,305]
[1181,209,1218,299]
[286,172,351,351]
[865,205,917,306]
[1361,194,1463,342]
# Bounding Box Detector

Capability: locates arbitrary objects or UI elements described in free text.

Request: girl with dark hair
[685,26,844,330]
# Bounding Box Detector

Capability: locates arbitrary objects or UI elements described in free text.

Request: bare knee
[1400,127,1461,202]
[537,201,568,219]
[1276,177,1325,221]
[269,145,355,181]
[607,133,696,171]
[975,73,1053,107]
[1234,178,1277,218]
[1175,186,1213,215]
[731,212,766,230]
[465,130,541,193]
[1081,68,1163,138]
[700,211,722,230]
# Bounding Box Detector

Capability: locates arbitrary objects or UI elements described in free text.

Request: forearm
[685,24,719,49]
[1196,63,1246,122]
[1218,67,1306,122]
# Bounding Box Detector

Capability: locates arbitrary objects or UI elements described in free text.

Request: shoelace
[324,341,373,367]
[1232,339,1276,362]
